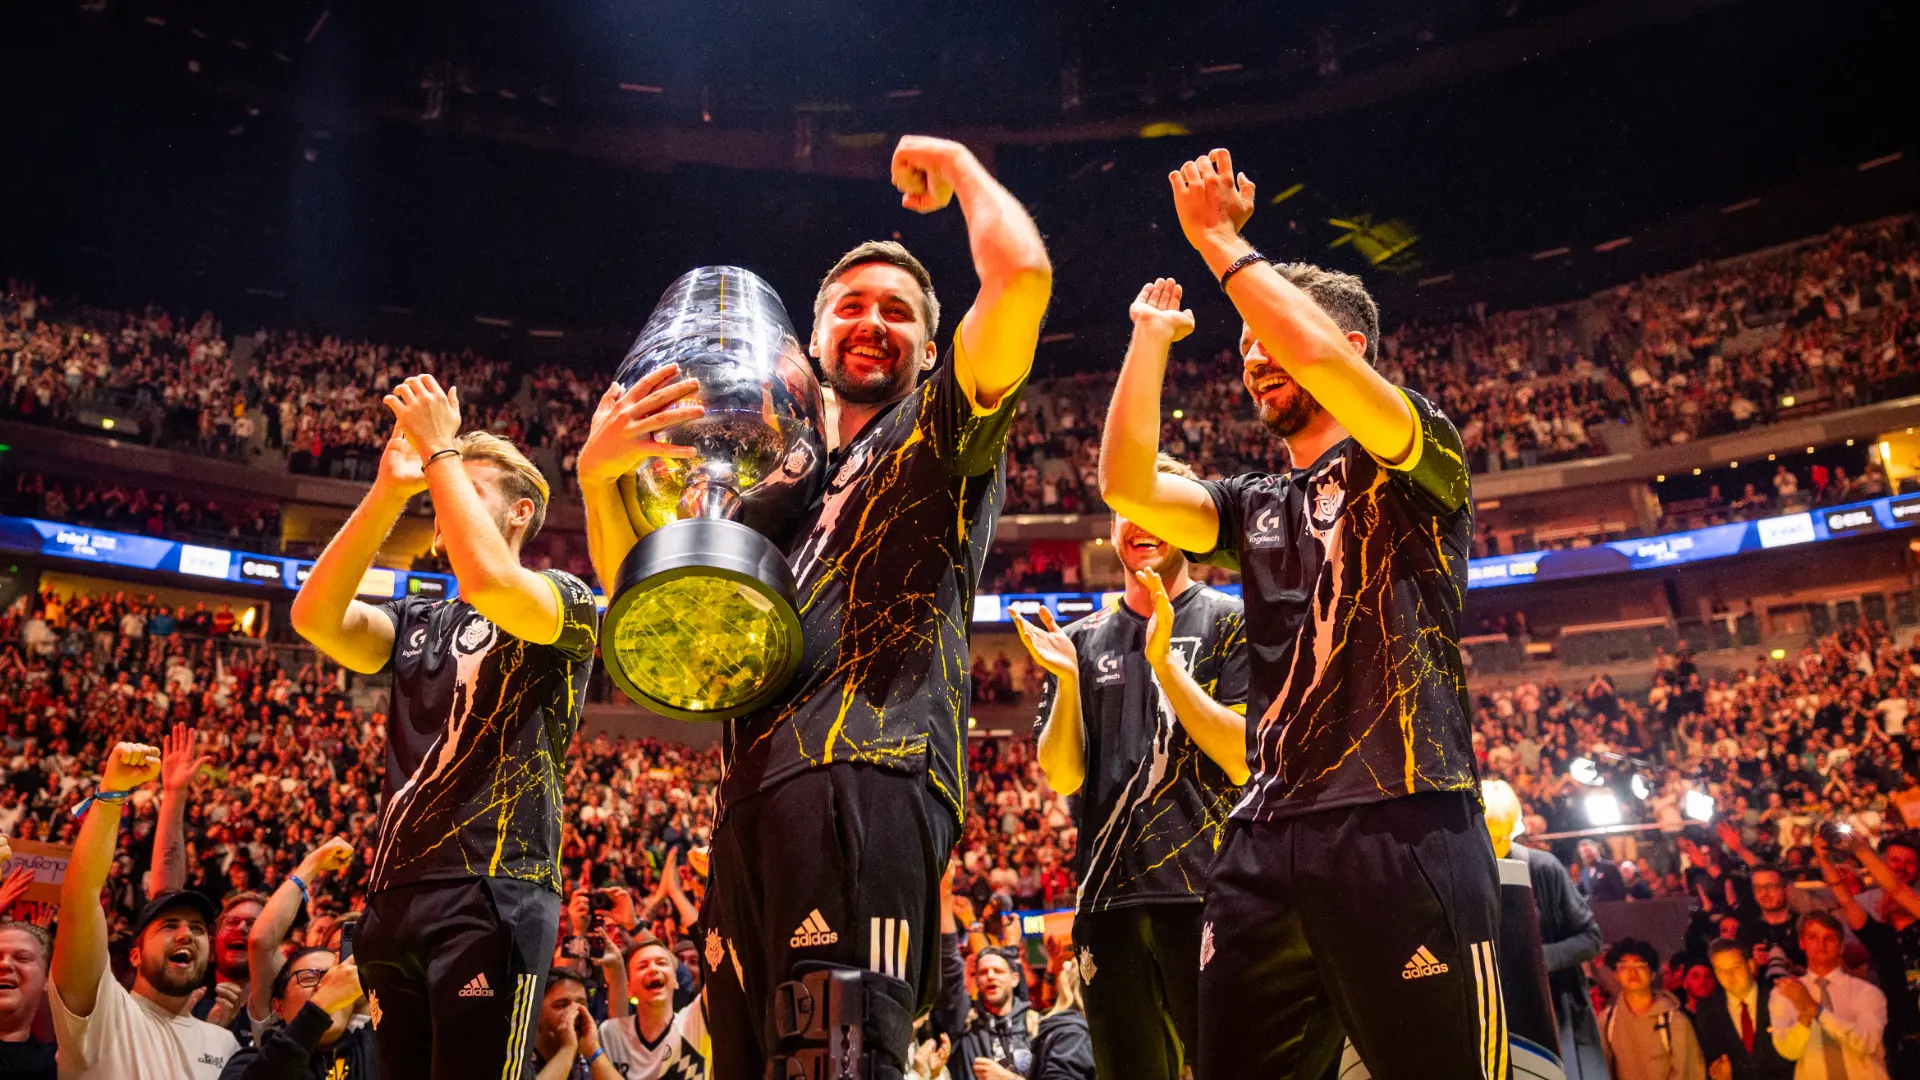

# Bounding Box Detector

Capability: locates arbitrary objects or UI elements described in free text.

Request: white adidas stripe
[499,973,535,1080]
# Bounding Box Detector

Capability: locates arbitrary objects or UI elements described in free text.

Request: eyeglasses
[287,968,327,989]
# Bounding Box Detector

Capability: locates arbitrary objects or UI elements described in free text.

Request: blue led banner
[0,515,456,600]
[973,493,1920,620]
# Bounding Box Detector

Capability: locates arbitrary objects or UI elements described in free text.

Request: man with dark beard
[1014,447,1248,1080]
[1099,150,1493,1080]
[50,741,241,1079]
[577,134,1050,1080]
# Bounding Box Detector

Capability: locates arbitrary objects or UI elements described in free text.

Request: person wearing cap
[49,741,240,1079]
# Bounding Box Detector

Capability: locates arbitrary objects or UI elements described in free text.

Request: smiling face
[628,943,677,1009]
[133,910,212,997]
[215,899,261,980]
[1112,513,1185,578]
[0,927,48,1025]
[1240,324,1324,438]
[812,263,937,405]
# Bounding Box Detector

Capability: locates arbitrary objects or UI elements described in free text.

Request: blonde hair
[1156,453,1199,482]
[457,431,551,541]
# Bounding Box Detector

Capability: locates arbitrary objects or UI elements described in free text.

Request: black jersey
[1039,584,1248,913]
[723,344,1022,824]
[1191,388,1478,822]
[368,569,599,895]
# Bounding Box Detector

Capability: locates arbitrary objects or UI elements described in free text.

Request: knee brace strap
[766,963,915,1080]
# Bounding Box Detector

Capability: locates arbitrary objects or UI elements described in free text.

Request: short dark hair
[1606,937,1660,969]
[1881,832,1920,860]
[1273,263,1379,365]
[544,969,590,998]
[814,241,941,337]
[1799,910,1845,940]
[1750,863,1784,883]
[270,946,334,1001]
[1706,937,1749,963]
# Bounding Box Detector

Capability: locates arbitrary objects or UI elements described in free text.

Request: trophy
[602,266,828,720]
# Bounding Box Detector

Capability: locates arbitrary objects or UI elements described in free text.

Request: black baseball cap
[129,891,218,941]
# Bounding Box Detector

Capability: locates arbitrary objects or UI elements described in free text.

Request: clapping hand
[1129,278,1196,345]
[1137,567,1176,671]
[382,375,462,460]
[1012,606,1077,682]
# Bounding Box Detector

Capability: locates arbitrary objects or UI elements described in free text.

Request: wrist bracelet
[288,873,309,909]
[70,788,134,818]
[1218,248,1269,292]
[586,1048,605,1067]
[425,447,463,467]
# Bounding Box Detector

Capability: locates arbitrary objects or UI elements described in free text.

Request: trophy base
[603,518,804,722]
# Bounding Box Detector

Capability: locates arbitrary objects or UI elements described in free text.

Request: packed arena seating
[3,470,281,549]
[8,214,1920,521]
[1478,621,1920,900]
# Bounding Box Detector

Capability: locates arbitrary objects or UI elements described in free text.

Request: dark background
[3,0,1915,373]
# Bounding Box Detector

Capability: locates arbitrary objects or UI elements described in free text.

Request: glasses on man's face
[287,968,327,989]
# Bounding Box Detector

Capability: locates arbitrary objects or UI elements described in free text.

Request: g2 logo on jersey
[454,616,494,655]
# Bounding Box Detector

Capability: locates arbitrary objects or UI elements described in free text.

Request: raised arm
[289,428,420,673]
[1015,607,1087,796]
[1097,280,1219,554]
[384,375,556,644]
[889,136,1051,409]
[1169,149,1416,467]
[1140,571,1250,786]
[248,837,353,1027]
[52,742,161,1018]
[147,722,209,898]
[575,368,705,593]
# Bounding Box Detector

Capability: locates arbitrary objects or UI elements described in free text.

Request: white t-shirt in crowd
[49,963,239,1080]
[598,1000,709,1079]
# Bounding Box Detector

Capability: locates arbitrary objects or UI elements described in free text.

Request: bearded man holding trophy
[577,134,1051,1080]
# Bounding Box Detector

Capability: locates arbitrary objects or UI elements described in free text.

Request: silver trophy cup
[603,266,827,720]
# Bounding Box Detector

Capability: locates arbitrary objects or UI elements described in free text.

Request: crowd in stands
[1000,215,1920,512]
[10,215,1920,522]
[0,583,1083,1078]
[4,471,281,549]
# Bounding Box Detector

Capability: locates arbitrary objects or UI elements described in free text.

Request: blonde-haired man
[292,375,599,1080]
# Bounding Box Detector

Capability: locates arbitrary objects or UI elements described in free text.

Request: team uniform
[597,1000,710,1079]
[355,569,599,1080]
[1038,584,1248,1080]
[1187,388,1503,1080]
[702,344,1020,1078]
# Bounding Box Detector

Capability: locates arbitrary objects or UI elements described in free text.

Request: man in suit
[1578,838,1628,902]
[1696,938,1794,1080]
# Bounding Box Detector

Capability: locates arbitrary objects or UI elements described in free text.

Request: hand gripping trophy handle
[601,267,828,720]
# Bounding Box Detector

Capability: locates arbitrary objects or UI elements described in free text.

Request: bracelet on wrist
[425,447,463,468]
[70,788,134,818]
[585,1047,605,1067]
[288,873,310,909]
[1217,248,1269,292]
